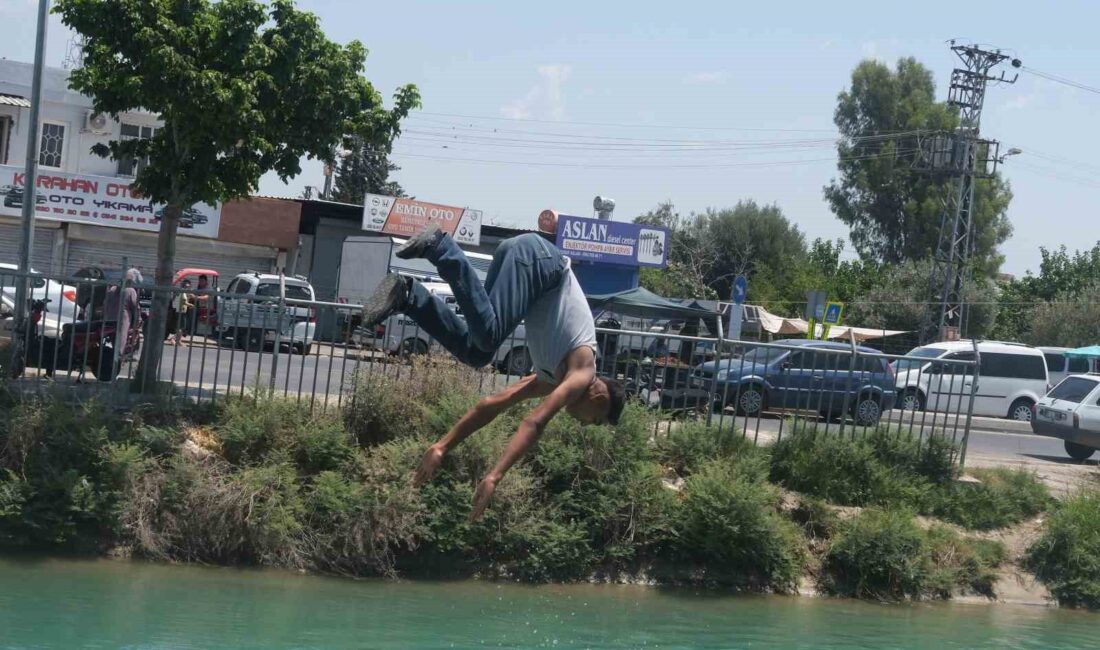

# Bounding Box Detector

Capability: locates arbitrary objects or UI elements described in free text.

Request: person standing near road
[103,268,142,355]
[170,279,195,345]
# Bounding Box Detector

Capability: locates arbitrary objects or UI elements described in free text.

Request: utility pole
[14,0,50,329]
[917,42,1019,341]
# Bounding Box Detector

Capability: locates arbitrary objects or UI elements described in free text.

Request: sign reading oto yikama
[0,164,221,238]
[362,193,482,246]
[554,214,668,268]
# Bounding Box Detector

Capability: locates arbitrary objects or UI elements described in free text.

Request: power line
[415,110,839,133]
[1021,66,1100,95]
[389,148,921,170]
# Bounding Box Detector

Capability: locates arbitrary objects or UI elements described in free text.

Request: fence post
[837,329,858,438]
[269,271,286,393]
[958,338,981,470]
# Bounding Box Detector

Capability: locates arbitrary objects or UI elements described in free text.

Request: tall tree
[56,0,420,389]
[330,134,406,204]
[824,58,1013,276]
[992,244,1100,342]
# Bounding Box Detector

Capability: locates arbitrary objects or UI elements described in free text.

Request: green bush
[656,421,762,477]
[343,357,483,446]
[822,508,1006,601]
[769,430,934,508]
[930,468,1051,530]
[789,497,840,541]
[673,459,805,591]
[822,508,928,600]
[533,404,677,571]
[1026,491,1100,609]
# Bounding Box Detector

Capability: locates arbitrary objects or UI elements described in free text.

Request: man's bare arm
[469,350,596,519]
[413,373,552,486]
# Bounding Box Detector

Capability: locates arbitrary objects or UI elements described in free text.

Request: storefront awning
[756,306,907,342]
[0,94,30,108]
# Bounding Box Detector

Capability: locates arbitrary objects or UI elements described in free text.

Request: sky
[2,0,1098,277]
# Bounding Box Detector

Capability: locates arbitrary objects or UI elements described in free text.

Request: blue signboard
[732,275,748,305]
[555,214,669,268]
[823,302,844,325]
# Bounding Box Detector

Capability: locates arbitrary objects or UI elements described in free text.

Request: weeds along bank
[0,357,1096,609]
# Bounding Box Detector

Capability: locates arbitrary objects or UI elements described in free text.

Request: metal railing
[0,268,981,464]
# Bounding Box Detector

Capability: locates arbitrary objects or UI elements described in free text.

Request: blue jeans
[404,233,565,367]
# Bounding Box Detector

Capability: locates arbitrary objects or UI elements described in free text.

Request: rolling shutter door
[66,228,277,281]
[0,221,56,272]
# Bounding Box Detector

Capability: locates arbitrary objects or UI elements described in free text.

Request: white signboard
[363,193,481,246]
[0,164,221,238]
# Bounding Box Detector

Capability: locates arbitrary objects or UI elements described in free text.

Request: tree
[824,58,1013,276]
[1025,287,1100,348]
[56,0,420,389]
[330,134,406,204]
[633,201,806,304]
[992,244,1100,342]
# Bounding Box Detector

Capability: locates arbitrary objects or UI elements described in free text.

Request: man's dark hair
[603,377,626,425]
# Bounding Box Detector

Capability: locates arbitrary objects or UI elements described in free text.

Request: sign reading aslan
[554,213,668,268]
[362,193,482,246]
[0,164,221,238]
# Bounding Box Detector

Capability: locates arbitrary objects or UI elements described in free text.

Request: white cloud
[500,64,572,121]
[685,71,728,84]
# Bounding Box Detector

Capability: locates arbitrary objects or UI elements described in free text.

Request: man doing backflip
[362,225,625,520]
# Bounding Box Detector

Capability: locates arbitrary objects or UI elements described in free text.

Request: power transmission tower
[916,42,1019,341]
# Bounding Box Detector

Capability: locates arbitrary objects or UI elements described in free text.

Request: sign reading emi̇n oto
[362,193,482,247]
[554,214,669,268]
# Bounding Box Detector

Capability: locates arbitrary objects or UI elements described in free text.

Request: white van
[893,340,1049,421]
[1039,347,1094,387]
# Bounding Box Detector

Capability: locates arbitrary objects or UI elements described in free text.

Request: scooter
[7,298,56,378]
[52,310,147,382]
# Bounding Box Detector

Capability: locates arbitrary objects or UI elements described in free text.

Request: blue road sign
[823,302,844,325]
[732,275,748,305]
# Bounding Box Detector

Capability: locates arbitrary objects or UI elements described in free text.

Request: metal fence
[0,268,980,465]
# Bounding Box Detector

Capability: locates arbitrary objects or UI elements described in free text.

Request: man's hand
[469,474,499,522]
[413,444,446,487]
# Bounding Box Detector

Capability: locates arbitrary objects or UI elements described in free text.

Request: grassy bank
[0,359,1088,607]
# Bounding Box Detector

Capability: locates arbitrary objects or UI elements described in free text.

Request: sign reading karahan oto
[0,164,221,238]
[554,214,668,268]
[362,193,482,246]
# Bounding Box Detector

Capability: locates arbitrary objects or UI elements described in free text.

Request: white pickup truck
[1031,374,1100,461]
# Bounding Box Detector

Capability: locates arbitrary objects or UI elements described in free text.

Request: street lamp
[998,147,1023,163]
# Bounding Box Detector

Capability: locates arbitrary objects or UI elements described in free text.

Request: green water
[0,558,1095,649]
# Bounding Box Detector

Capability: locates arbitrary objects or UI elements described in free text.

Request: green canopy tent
[586,286,723,336]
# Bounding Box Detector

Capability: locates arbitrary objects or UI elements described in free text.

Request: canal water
[0,557,1094,649]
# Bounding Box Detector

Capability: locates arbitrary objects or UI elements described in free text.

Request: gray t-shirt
[525,258,597,384]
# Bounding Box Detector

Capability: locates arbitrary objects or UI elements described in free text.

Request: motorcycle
[53,310,147,381]
[8,298,55,379]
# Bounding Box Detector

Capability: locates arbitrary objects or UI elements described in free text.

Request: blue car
[692,339,897,426]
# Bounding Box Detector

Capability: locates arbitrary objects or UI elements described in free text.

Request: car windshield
[740,347,788,365]
[1048,377,1100,404]
[893,346,948,373]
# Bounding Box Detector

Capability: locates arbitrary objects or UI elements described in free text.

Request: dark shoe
[362,273,409,328]
[395,224,443,260]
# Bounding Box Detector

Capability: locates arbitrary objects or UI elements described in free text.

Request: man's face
[566,380,609,425]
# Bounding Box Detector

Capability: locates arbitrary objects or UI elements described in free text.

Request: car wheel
[734,385,765,417]
[503,347,533,376]
[899,389,925,412]
[1064,441,1096,462]
[1009,399,1035,422]
[854,395,883,427]
[295,342,313,356]
[400,338,428,357]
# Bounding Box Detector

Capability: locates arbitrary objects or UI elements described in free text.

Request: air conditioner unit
[84,111,111,135]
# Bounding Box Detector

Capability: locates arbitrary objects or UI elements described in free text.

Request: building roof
[0,93,30,108]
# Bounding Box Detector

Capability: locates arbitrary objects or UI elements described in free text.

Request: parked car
[1039,347,1094,387]
[3,187,47,208]
[1032,374,1100,460]
[154,206,206,228]
[369,281,533,375]
[0,264,79,339]
[893,341,1048,421]
[690,339,896,426]
[217,271,316,354]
